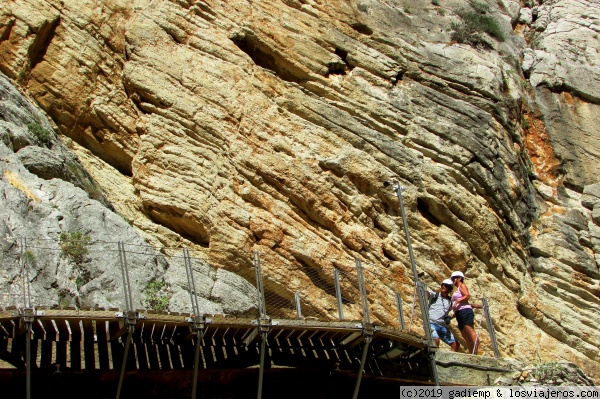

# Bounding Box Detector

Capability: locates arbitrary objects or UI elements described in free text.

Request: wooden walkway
[0,307,434,393]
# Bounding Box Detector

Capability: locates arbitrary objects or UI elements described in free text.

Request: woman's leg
[461,325,478,354]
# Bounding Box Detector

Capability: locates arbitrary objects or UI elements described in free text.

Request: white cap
[442,279,453,285]
[451,271,465,279]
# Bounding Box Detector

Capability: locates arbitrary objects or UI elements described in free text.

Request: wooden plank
[31,319,45,340]
[1,319,17,334]
[108,320,124,369]
[157,341,172,369]
[135,341,148,369]
[159,322,178,343]
[211,345,259,369]
[67,319,83,341]
[145,342,160,369]
[56,340,67,369]
[179,340,195,369]
[171,325,188,344]
[0,335,7,355]
[38,319,57,341]
[95,320,110,370]
[140,322,155,343]
[29,338,38,369]
[82,319,95,370]
[54,319,70,341]
[168,343,183,369]
[10,334,25,364]
[125,335,136,370]
[70,341,81,370]
[40,339,53,370]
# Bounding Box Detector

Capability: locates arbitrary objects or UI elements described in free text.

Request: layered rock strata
[0,0,598,379]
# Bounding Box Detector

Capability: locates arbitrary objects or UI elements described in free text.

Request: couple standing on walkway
[428,271,479,354]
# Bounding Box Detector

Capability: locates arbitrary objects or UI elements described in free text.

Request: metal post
[416,282,433,345]
[117,242,133,312]
[430,352,440,386]
[115,242,137,399]
[21,238,27,308]
[21,238,33,399]
[257,331,267,399]
[184,249,201,316]
[333,268,344,320]
[115,325,134,399]
[390,183,429,338]
[393,183,420,283]
[355,258,370,324]
[253,252,266,318]
[26,321,31,399]
[191,330,203,399]
[396,293,405,330]
[482,298,500,357]
[253,251,269,399]
[352,336,372,399]
[294,292,302,319]
[184,248,204,399]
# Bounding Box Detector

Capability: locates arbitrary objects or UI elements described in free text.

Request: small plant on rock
[27,122,52,147]
[59,231,91,264]
[143,280,170,311]
[450,0,505,49]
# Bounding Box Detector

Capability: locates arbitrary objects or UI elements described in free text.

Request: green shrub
[143,280,170,311]
[27,123,52,146]
[432,0,440,5]
[59,231,90,264]
[450,1,505,49]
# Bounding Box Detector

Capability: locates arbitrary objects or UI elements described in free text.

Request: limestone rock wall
[0,0,598,380]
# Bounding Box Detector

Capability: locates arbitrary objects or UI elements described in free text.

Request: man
[429,279,459,351]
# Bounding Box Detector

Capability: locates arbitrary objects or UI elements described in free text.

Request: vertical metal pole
[257,332,267,399]
[355,258,370,324]
[21,237,33,399]
[115,326,134,399]
[333,268,344,320]
[118,242,130,312]
[184,249,201,316]
[191,330,203,399]
[185,248,204,399]
[253,252,266,318]
[294,292,302,319]
[430,353,440,386]
[24,238,31,308]
[393,183,420,283]
[482,298,500,357]
[21,238,27,308]
[26,321,31,399]
[416,282,433,345]
[352,336,372,399]
[122,243,134,312]
[253,251,268,399]
[396,293,405,330]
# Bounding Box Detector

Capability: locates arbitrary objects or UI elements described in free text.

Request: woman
[450,271,478,354]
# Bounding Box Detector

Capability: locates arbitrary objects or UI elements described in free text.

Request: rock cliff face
[0,0,598,380]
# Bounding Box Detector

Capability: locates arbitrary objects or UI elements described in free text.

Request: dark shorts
[455,308,474,330]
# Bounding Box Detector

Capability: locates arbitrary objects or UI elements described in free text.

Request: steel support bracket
[259,317,272,333]
[362,322,376,338]
[20,307,35,324]
[190,315,207,331]
[122,310,138,327]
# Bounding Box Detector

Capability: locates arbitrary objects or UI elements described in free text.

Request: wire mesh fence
[0,235,501,355]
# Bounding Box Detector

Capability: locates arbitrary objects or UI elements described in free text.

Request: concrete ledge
[436,351,521,386]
